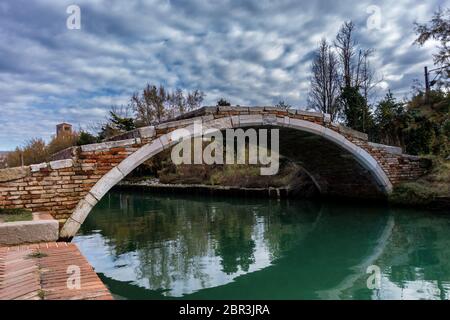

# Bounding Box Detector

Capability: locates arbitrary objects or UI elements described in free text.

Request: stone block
[296,110,323,118]
[137,126,156,139]
[231,115,240,127]
[204,117,233,131]
[89,167,124,201]
[218,106,249,113]
[263,106,281,112]
[0,167,30,183]
[0,218,59,245]
[59,217,81,239]
[239,114,263,127]
[337,125,368,141]
[201,114,215,122]
[49,159,73,170]
[81,138,139,152]
[262,114,277,126]
[30,163,48,172]
[69,199,93,224]
[368,142,402,155]
[276,116,290,127]
[156,116,204,130]
[248,106,265,112]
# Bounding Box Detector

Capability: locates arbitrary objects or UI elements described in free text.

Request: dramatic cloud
[0,0,442,149]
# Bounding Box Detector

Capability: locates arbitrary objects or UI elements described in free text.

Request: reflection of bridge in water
[74,192,397,299]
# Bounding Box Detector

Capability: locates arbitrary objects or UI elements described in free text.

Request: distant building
[56,123,72,138]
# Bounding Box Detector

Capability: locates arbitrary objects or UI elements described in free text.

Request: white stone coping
[30,159,74,172]
[368,142,403,155]
[103,108,328,144]
[50,159,73,170]
[336,125,369,141]
[30,162,48,172]
[137,126,156,138]
[81,138,141,152]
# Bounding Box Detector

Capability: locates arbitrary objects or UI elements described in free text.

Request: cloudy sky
[0,0,443,150]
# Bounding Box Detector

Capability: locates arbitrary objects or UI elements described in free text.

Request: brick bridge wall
[0,107,428,229]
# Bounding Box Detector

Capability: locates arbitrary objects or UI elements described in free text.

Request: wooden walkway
[0,242,113,300]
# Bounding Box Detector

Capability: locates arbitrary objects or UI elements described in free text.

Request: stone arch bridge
[0,107,428,239]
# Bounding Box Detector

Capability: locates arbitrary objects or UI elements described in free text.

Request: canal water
[73,191,450,300]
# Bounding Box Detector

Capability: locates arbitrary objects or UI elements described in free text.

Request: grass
[155,157,301,189]
[26,251,48,259]
[0,208,33,223]
[37,290,46,300]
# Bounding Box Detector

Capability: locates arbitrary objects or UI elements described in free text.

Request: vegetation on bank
[156,160,300,189]
[390,158,450,208]
[0,208,33,223]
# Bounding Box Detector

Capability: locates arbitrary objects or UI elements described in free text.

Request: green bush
[443,119,450,138]
[77,131,98,146]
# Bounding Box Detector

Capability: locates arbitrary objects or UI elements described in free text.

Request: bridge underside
[274,127,383,198]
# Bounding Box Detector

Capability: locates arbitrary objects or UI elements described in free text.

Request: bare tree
[334,21,377,91]
[131,84,168,126]
[358,48,383,103]
[186,89,205,111]
[169,88,186,116]
[131,84,205,125]
[335,21,356,88]
[275,100,292,110]
[131,87,152,126]
[308,39,341,121]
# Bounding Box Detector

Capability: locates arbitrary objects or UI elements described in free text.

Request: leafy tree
[374,91,408,146]
[340,86,374,133]
[217,98,231,106]
[97,107,136,140]
[403,90,450,156]
[444,119,450,138]
[415,7,450,89]
[403,114,437,155]
[77,131,98,146]
[109,111,135,132]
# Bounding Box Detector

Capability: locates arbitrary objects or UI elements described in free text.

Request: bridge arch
[60,115,392,239]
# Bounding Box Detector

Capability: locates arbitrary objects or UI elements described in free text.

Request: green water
[73,191,450,300]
